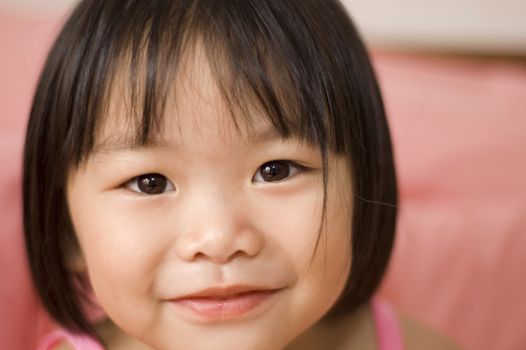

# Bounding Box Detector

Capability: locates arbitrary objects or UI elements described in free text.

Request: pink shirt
[372,298,405,350]
[36,329,103,350]
[38,299,404,350]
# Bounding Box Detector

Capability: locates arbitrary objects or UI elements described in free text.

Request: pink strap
[37,329,104,350]
[372,299,405,350]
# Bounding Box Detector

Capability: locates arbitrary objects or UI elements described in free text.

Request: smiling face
[66,46,353,350]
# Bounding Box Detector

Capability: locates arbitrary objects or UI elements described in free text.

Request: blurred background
[3,0,526,54]
[1,1,525,349]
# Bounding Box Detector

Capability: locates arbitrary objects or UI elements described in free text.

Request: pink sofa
[375,53,526,350]
[0,14,61,349]
[1,12,525,350]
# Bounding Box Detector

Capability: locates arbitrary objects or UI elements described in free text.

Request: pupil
[138,174,166,194]
[262,162,289,182]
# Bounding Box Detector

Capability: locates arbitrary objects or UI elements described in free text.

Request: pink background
[1,12,525,350]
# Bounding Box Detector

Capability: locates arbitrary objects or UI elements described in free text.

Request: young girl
[23,0,458,349]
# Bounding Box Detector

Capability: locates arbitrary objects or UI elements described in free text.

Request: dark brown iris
[260,161,290,182]
[137,174,168,194]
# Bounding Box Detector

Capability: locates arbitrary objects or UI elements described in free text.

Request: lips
[170,286,281,321]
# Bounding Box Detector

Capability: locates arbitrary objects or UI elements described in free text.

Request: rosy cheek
[69,195,159,297]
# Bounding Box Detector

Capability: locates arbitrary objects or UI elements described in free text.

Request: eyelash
[124,160,305,195]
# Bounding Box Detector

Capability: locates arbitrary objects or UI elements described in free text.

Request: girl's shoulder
[332,299,460,350]
[50,342,74,350]
[373,298,460,350]
[398,314,461,350]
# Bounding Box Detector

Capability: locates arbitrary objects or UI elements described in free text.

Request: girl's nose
[173,193,264,263]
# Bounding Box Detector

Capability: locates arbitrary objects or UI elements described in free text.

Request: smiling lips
[171,286,280,320]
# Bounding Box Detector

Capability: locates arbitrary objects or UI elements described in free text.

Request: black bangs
[46,0,359,167]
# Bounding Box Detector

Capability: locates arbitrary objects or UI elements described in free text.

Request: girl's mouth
[170,286,282,321]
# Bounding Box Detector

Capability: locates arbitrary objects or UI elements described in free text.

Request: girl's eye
[253,161,302,183]
[126,173,175,195]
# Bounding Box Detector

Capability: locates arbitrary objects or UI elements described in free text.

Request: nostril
[193,248,248,264]
[174,214,264,263]
[192,252,207,261]
[178,231,263,263]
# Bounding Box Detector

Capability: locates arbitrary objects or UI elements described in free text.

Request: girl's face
[67,48,353,350]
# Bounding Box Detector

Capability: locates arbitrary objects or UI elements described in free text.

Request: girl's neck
[285,303,376,350]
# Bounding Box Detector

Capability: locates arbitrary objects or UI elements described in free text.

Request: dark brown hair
[23,0,397,339]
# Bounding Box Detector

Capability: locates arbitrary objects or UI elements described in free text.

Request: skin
[66,45,353,350]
